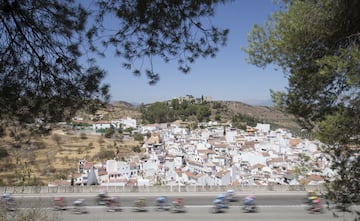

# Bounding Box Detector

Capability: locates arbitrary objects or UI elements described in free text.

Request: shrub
[0,147,9,159]
[94,150,115,160]
[80,133,88,139]
[132,146,141,153]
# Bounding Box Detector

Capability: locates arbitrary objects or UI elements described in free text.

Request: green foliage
[245,0,360,129]
[196,105,211,122]
[132,146,141,153]
[141,102,176,123]
[270,89,287,112]
[317,110,360,209]
[145,132,151,139]
[104,128,115,138]
[232,113,258,128]
[133,133,144,142]
[0,0,229,126]
[244,0,360,215]
[92,1,230,85]
[212,102,223,109]
[215,112,221,122]
[124,127,134,133]
[171,99,181,110]
[0,0,109,125]
[141,101,215,123]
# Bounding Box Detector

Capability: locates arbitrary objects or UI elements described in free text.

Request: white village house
[56,120,330,188]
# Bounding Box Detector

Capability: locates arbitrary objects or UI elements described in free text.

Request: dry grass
[0,128,140,185]
[0,100,298,185]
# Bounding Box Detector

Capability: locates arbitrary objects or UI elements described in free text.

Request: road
[54,206,352,221]
[8,192,356,221]
[14,191,311,207]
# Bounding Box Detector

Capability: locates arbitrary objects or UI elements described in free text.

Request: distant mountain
[241,98,273,107]
[110,100,138,108]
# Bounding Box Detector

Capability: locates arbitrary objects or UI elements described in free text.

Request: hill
[0,100,299,186]
[103,100,299,130]
[216,101,299,130]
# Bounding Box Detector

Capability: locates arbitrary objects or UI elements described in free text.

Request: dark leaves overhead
[89,0,230,84]
[0,0,229,126]
[244,0,360,129]
[0,0,109,124]
[244,0,360,216]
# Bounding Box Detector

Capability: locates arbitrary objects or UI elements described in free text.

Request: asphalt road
[14,192,311,208]
[6,192,357,221]
[53,206,353,221]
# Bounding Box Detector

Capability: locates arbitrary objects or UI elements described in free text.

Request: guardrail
[0,185,326,194]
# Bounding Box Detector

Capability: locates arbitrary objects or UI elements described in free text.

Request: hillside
[102,100,299,130]
[0,100,299,186]
[217,101,299,130]
[74,100,299,130]
[0,126,142,186]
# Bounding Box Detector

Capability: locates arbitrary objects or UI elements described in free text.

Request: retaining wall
[0,185,325,194]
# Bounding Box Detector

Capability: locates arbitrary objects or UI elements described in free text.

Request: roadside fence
[0,185,325,194]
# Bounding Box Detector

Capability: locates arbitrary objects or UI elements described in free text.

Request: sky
[97,1,287,106]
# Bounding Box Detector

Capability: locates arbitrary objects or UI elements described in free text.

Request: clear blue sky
[97,1,287,106]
